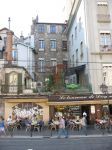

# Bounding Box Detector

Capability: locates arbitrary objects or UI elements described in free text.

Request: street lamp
[100,83,110,131]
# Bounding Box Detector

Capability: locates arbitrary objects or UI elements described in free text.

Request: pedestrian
[81,114,87,135]
[0,116,6,136]
[58,116,68,138]
[83,111,87,117]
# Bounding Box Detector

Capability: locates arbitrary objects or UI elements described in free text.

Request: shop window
[12,103,43,119]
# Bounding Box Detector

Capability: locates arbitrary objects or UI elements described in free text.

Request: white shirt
[83,112,87,116]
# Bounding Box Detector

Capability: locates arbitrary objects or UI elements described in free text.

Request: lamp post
[100,83,110,132]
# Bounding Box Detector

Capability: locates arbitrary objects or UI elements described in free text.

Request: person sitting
[38,120,44,132]
[6,116,12,126]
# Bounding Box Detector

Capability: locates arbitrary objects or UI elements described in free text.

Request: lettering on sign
[48,94,112,102]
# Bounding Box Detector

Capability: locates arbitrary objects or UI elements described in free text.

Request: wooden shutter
[18,73,22,94]
[4,73,9,93]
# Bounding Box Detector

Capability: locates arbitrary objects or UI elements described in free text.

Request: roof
[0,27,14,34]
[34,22,66,25]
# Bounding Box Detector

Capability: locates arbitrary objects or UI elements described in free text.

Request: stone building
[31,15,68,85]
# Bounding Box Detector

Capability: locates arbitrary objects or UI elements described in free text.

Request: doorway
[81,105,90,124]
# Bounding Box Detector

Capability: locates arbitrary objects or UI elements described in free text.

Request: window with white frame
[50,40,56,50]
[38,24,44,33]
[51,58,57,66]
[100,32,111,46]
[103,64,112,86]
[38,58,45,72]
[97,2,108,14]
[39,40,45,50]
[50,25,56,33]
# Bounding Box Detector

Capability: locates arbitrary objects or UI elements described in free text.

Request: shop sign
[91,105,95,114]
[48,94,112,102]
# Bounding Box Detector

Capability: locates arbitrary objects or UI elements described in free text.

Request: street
[0,136,112,150]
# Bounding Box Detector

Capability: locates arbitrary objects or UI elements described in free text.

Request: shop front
[4,96,49,123]
[48,94,112,124]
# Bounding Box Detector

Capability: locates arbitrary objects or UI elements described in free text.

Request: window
[51,58,57,66]
[63,60,68,70]
[79,17,82,31]
[38,24,44,33]
[80,41,83,57]
[39,40,45,50]
[97,2,108,14]
[38,58,45,72]
[12,50,17,60]
[97,2,110,22]
[9,72,18,93]
[103,64,112,86]
[75,26,77,39]
[62,25,66,33]
[72,34,74,46]
[50,25,56,33]
[72,54,74,67]
[62,41,67,50]
[100,32,111,46]
[50,40,56,49]
[76,49,78,65]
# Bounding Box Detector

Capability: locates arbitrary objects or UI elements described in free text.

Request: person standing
[58,116,68,138]
[83,111,87,117]
[0,116,6,136]
[81,114,87,135]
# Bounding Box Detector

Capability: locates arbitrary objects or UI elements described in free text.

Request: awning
[65,64,86,76]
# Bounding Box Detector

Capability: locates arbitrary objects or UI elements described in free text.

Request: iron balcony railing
[100,45,112,52]
[1,85,23,94]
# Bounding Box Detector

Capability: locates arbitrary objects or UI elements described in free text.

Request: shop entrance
[50,105,81,120]
[81,105,90,124]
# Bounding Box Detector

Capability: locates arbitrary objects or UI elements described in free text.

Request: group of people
[6,114,45,132]
[49,112,87,138]
[0,111,87,137]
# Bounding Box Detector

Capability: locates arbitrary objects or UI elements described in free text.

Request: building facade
[66,0,112,93]
[31,15,68,86]
[62,0,112,122]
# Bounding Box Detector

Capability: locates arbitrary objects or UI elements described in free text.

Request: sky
[0,0,66,37]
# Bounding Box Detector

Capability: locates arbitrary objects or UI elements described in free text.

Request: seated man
[6,116,12,126]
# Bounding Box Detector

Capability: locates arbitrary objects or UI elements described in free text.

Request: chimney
[20,34,24,43]
[4,30,14,63]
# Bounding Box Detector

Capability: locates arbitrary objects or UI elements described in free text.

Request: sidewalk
[1,134,112,139]
[0,125,112,139]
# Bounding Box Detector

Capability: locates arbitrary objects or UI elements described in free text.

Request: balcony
[100,45,112,52]
[1,85,23,94]
[97,14,111,23]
